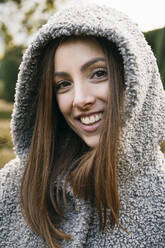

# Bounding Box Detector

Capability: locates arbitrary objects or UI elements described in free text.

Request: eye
[55,80,71,92]
[92,68,108,80]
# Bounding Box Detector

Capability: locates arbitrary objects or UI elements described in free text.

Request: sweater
[0,2,165,247]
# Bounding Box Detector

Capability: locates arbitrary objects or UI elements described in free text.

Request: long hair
[20,36,125,248]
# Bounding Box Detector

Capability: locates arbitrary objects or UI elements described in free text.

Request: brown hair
[20,36,125,247]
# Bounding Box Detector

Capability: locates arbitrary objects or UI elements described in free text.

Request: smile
[80,112,103,125]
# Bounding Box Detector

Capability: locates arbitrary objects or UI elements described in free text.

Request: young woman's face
[54,38,109,147]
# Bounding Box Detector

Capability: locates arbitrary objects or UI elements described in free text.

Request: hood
[11,2,165,171]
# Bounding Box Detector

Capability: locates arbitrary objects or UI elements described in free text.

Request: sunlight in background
[64,0,165,32]
[102,0,165,31]
[0,0,164,55]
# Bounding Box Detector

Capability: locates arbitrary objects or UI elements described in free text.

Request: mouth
[80,112,103,125]
[76,112,104,132]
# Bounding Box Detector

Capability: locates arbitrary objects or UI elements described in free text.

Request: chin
[83,135,100,148]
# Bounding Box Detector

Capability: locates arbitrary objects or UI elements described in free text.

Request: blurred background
[0,0,164,169]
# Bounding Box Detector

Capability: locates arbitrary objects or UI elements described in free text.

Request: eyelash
[55,68,108,92]
[91,68,108,79]
[55,80,71,91]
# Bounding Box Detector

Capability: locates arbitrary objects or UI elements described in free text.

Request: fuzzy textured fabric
[1,2,165,247]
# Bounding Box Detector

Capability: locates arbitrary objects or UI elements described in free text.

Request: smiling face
[54,37,109,147]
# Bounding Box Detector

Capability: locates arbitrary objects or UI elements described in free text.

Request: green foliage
[0,22,14,49]
[44,0,55,11]
[144,28,165,89]
[161,141,165,154]
[0,101,15,169]
[0,148,15,169]
[0,111,11,119]
[0,0,21,4]
[0,80,4,98]
[0,46,23,102]
[0,0,65,102]
[0,0,64,51]
[0,123,13,149]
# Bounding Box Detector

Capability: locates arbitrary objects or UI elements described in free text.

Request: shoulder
[0,158,25,238]
[0,158,47,247]
[0,157,25,211]
[0,157,23,197]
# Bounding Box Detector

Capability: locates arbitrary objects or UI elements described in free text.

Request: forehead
[54,37,105,69]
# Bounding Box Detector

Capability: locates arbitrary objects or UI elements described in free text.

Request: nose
[72,82,95,109]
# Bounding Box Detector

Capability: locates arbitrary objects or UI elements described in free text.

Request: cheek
[56,95,72,118]
[95,81,109,101]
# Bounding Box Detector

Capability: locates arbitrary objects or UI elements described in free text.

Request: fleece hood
[11,2,165,169]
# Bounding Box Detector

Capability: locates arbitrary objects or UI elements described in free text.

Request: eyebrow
[54,57,106,77]
[80,57,106,72]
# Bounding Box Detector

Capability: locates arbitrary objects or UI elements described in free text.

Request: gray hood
[11,2,165,171]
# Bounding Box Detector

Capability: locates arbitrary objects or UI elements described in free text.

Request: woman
[0,2,165,248]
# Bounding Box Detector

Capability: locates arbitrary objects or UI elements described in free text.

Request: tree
[0,46,23,102]
[0,0,65,102]
[144,27,165,89]
[0,0,65,51]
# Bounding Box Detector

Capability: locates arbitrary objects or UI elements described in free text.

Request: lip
[77,117,104,132]
[75,111,103,119]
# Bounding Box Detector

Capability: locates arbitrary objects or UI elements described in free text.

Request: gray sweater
[0,2,165,247]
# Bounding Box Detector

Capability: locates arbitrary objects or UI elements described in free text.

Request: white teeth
[90,116,95,122]
[95,115,99,121]
[80,113,103,125]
